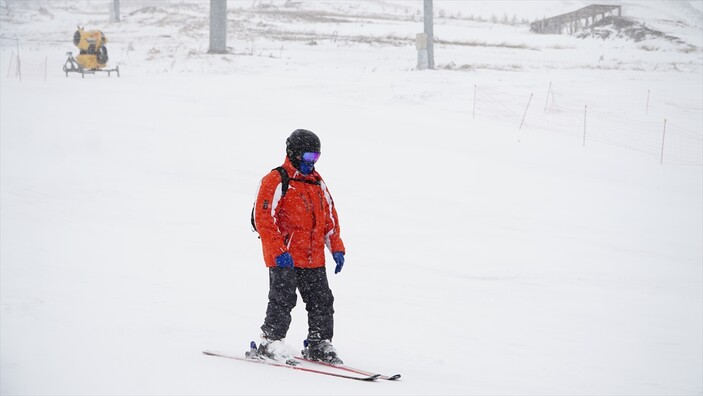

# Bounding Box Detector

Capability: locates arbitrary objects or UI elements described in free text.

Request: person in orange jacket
[252,129,346,365]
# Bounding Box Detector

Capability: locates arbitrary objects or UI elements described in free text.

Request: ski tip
[387,374,402,381]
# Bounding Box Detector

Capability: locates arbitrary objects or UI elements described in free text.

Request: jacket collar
[283,156,320,180]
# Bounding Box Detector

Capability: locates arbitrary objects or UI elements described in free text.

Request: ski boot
[254,337,299,366]
[301,339,343,365]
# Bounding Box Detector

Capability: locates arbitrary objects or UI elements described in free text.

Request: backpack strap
[290,178,321,186]
[273,166,290,197]
[251,167,291,234]
[274,166,321,191]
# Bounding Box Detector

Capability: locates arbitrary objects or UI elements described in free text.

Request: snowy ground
[1,1,702,395]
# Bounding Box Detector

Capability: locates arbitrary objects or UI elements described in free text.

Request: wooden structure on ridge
[530,4,622,34]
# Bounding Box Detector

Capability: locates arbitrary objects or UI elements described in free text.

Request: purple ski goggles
[300,152,321,163]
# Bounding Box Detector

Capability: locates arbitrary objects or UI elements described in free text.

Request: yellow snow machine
[63,26,119,78]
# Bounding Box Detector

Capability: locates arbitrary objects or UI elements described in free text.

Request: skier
[252,129,346,365]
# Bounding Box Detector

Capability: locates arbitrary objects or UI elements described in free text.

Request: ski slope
[1,1,702,394]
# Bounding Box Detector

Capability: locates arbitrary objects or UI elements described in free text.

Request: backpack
[251,166,320,233]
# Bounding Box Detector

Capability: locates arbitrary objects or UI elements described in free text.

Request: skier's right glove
[275,252,294,268]
[333,252,345,274]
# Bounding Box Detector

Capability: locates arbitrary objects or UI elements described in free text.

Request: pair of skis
[203,342,401,382]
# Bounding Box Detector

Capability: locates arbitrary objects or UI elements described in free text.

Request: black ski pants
[261,266,335,342]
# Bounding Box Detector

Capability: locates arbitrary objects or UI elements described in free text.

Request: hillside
[1,1,702,395]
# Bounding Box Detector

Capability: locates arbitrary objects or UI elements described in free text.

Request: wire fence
[3,25,702,167]
[5,51,48,81]
[664,122,703,166]
[473,82,703,166]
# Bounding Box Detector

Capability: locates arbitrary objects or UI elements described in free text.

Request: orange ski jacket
[254,157,345,268]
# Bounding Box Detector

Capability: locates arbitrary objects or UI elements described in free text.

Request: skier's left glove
[333,252,345,274]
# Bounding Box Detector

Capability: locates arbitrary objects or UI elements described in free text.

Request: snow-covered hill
[1,1,702,395]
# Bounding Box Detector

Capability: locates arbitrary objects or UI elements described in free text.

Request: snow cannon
[63,26,119,78]
[73,27,108,69]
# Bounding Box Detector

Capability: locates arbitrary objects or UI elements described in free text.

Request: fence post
[6,50,14,78]
[472,84,476,119]
[583,105,587,146]
[646,89,650,116]
[660,118,667,164]
[519,93,533,129]
[16,37,21,81]
[544,81,552,112]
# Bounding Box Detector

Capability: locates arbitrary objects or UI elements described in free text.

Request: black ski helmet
[286,129,321,162]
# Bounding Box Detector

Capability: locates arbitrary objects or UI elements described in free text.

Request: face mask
[299,161,315,175]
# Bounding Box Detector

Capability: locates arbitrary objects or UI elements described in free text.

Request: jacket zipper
[299,190,315,265]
